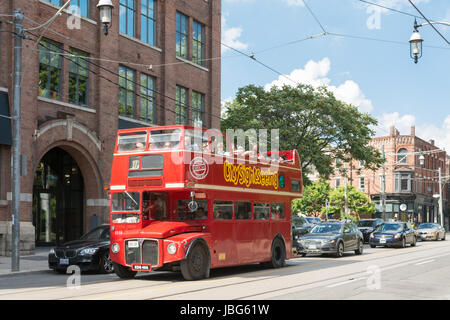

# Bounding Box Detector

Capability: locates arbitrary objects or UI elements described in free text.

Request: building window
[395,172,412,193]
[175,85,188,125]
[68,48,89,106]
[140,74,155,124]
[141,0,156,46]
[176,12,188,59]
[397,148,408,164]
[359,177,365,192]
[335,177,340,188]
[119,0,136,37]
[118,66,135,118]
[43,0,89,18]
[192,20,205,66]
[192,91,204,128]
[39,39,62,100]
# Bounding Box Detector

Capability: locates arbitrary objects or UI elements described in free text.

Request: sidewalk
[0,247,50,276]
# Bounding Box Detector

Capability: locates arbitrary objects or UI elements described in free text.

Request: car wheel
[355,240,363,255]
[401,237,406,248]
[442,233,446,241]
[113,262,137,279]
[335,242,344,258]
[370,245,376,248]
[54,268,67,274]
[411,236,416,247]
[301,253,307,257]
[180,242,210,281]
[100,251,114,274]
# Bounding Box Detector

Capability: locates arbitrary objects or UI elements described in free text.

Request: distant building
[0,0,221,255]
[328,126,449,228]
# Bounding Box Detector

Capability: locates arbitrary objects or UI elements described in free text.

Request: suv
[356,218,384,243]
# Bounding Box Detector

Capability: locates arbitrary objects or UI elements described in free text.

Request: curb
[0,269,51,278]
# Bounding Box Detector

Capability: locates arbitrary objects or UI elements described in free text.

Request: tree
[292,180,331,217]
[325,185,375,221]
[221,84,384,184]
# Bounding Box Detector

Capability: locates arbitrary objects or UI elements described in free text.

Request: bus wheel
[270,237,286,268]
[181,243,210,281]
[113,262,137,279]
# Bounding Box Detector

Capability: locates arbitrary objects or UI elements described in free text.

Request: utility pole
[381,145,386,221]
[11,8,24,272]
[438,167,444,229]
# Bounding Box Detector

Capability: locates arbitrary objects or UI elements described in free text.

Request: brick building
[0,0,221,255]
[328,126,449,229]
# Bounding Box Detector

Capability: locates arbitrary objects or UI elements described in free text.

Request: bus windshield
[117,132,147,153]
[148,129,181,151]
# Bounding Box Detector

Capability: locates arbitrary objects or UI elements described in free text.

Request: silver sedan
[416,223,446,241]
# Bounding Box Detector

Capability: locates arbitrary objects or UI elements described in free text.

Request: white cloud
[221,15,249,53]
[264,57,374,113]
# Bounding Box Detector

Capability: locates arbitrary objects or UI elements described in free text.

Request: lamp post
[97,0,114,36]
[409,19,450,64]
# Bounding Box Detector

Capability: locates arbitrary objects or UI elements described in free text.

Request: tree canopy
[221,84,384,184]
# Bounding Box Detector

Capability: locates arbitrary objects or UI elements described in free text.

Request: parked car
[356,218,384,243]
[369,222,416,248]
[48,225,113,274]
[416,223,446,241]
[295,221,364,258]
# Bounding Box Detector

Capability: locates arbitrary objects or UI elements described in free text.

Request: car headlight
[394,233,401,239]
[49,248,55,255]
[80,248,98,255]
[167,243,177,255]
[111,243,120,254]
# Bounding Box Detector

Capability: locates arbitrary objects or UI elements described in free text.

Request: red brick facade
[0,0,221,254]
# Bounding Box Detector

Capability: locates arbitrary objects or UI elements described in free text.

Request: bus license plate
[128,240,139,248]
[132,264,152,272]
[60,259,69,265]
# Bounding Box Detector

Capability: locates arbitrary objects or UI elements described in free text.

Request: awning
[0,92,12,146]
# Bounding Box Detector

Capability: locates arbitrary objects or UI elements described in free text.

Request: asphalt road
[1,237,449,300]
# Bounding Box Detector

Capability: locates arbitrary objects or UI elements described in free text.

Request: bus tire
[113,262,137,279]
[180,242,210,281]
[269,237,286,268]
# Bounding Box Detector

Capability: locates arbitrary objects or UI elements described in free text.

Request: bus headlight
[111,243,120,254]
[167,243,177,255]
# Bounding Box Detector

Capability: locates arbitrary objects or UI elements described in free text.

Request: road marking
[326,277,367,288]
[414,259,435,266]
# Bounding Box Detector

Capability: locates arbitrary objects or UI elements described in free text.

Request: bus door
[210,200,237,267]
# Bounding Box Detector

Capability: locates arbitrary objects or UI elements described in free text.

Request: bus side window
[271,203,285,220]
[235,201,251,220]
[214,201,233,220]
[254,203,269,220]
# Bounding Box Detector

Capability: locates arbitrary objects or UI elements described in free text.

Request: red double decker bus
[108,125,302,280]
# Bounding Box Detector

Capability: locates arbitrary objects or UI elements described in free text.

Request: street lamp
[97,0,114,36]
[409,19,450,64]
[419,153,425,166]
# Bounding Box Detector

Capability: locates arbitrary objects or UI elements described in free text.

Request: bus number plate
[128,240,139,248]
[132,264,152,272]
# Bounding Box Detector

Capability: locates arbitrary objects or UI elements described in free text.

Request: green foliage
[325,185,376,220]
[221,84,384,184]
[292,180,331,217]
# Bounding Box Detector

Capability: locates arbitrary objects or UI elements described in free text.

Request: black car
[292,216,316,239]
[295,221,364,258]
[357,218,384,243]
[48,225,113,274]
[369,222,417,248]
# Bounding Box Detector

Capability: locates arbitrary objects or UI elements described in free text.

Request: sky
[220,0,450,152]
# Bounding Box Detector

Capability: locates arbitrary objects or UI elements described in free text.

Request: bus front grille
[125,240,141,265]
[142,240,158,265]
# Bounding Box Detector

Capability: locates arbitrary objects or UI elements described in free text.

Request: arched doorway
[32,147,84,246]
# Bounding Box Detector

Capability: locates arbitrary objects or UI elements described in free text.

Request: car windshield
[305,217,316,224]
[310,224,342,234]
[292,218,306,227]
[418,223,436,229]
[357,220,374,227]
[80,226,109,240]
[376,223,402,232]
